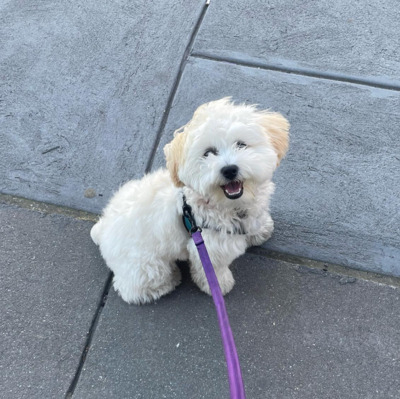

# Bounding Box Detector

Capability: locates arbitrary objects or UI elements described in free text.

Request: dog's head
[164,98,289,203]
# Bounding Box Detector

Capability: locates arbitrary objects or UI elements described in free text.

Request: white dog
[91,98,289,304]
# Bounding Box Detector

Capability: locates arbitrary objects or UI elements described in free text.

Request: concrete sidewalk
[2,197,399,398]
[1,0,400,398]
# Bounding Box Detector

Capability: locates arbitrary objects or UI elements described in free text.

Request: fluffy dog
[91,98,289,304]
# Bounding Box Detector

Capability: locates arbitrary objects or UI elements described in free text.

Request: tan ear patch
[258,112,290,165]
[163,129,187,187]
[163,101,213,187]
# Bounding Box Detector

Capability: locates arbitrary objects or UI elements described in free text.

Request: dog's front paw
[247,215,274,247]
[247,230,273,247]
[191,266,235,296]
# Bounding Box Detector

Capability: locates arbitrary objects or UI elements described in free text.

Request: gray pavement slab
[0,0,204,213]
[153,57,400,277]
[195,0,400,86]
[0,201,108,398]
[74,253,400,399]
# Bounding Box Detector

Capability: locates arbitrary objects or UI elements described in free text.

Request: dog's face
[164,98,289,204]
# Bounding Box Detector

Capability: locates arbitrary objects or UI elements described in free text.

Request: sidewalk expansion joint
[65,272,113,398]
[248,246,400,289]
[145,0,210,173]
[0,193,99,222]
[3,192,399,289]
[191,51,400,92]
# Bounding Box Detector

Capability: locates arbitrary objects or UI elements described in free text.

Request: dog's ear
[258,112,290,166]
[164,129,187,187]
[163,101,210,186]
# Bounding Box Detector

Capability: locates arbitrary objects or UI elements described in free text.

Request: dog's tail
[90,220,103,245]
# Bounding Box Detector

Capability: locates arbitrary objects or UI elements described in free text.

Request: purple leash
[183,197,246,399]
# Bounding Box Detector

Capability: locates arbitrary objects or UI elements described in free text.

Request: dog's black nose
[221,165,239,180]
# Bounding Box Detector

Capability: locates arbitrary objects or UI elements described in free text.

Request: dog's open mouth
[221,180,244,199]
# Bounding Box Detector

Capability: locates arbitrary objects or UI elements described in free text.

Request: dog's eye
[236,141,247,149]
[203,147,218,157]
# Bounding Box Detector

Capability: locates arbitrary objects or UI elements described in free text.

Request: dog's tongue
[223,181,242,194]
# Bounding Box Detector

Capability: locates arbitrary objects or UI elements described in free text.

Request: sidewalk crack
[145,0,210,173]
[191,51,400,92]
[65,272,113,398]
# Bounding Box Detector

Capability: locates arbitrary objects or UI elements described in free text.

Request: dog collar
[182,194,201,235]
[182,194,247,235]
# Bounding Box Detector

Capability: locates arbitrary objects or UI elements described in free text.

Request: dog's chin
[220,180,244,200]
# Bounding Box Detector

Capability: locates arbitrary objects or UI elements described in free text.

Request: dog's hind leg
[112,259,181,304]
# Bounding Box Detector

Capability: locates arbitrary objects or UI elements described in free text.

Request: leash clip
[182,195,201,236]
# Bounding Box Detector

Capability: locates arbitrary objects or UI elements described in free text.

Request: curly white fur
[91,98,289,304]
